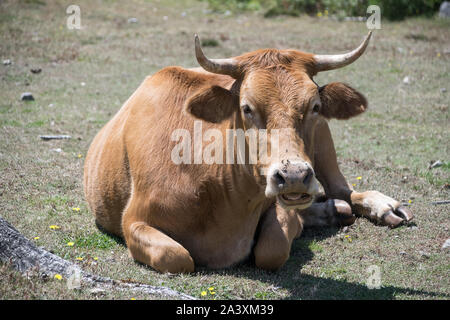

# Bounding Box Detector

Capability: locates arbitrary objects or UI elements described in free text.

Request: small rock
[418,250,430,259]
[429,160,444,169]
[408,226,419,231]
[439,1,450,18]
[399,251,407,255]
[21,92,34,101]
[51,148,62,153]
[441,88,447,93]
[89,288,106,295]
[402,76,410,84]
[127,17,138,23]
[30,67,41,74]
[442,239,450,250]
[163,16,168,21]
[80,82,86,86]
[3,59,11,65]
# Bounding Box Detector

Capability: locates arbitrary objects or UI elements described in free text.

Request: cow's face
[187,34,370,209]
[238,66,322,208]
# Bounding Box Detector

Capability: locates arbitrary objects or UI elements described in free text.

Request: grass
[0,0,449,300]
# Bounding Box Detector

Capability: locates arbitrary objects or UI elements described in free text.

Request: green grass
[68,232,120,250]
[0,0,449,300]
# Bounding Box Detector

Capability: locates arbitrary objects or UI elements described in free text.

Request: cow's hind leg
[122,199,194,273]
[253,205,302,271]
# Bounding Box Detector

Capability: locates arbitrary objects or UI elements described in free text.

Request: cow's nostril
[273,170,286,187]
[303,168,313,186]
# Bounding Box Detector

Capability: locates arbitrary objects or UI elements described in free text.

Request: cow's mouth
[277,192,313,208]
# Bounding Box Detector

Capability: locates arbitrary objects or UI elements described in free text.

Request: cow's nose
[272,165,313,191]
[265,160,319,202]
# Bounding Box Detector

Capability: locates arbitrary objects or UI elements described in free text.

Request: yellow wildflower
[93,257,99,261]
[356,176,362,180]
[54,274,63,280]
[49,225,60,230]
[201,291,207,296]
[408,199,413,204]
[76,257,83,261]
[317,12,322,17]
[208,287,214,291]
[67,242,75,247]
[33,236,40,240]
[352,183,356,187]
[72,207,80,212]
[130,298,136,300]
[77,154,82,158]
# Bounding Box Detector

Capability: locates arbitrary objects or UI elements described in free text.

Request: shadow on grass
[96,221,447,299]
[95,220,126,246]
[196,226,448,300]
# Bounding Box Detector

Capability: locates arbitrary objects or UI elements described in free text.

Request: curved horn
[194,34,239,77]
[314,31,372,72]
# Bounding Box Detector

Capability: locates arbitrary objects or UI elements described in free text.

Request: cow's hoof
[381,206,414,228]
[396,206,414,222]
[332,199,356,226]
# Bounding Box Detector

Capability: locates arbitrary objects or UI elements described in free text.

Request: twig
[39,135,71,141]
[431,200,450,205]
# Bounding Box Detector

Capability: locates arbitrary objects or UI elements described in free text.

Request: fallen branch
[39,135,71,141]
[431,200,450,205]
[0,216,195,300]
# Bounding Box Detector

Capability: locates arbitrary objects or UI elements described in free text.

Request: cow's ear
[185,85,237,123]
[319,82,367,120]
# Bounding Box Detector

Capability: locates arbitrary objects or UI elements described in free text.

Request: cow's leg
[122,197,194,273]
[299,198,356,228]
[312,119,413,227]
[253,205,302,270]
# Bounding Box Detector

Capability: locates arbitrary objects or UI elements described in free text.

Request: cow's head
[186,33,370,209]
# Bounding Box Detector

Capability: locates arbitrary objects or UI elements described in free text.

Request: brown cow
[84,32,413,273]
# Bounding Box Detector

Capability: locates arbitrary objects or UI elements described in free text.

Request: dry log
[0,216,195,300]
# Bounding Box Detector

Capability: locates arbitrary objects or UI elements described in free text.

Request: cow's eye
[242,105,252,115]
[312,103,320,114]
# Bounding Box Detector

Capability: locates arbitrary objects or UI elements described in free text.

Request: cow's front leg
[312,119,413,228]
[122,194,195,273]
[253,204,302,270]
[300,197,356,228]
[349,190,413,226]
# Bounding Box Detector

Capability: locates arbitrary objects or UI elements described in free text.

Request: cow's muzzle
[265,160,319,209]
